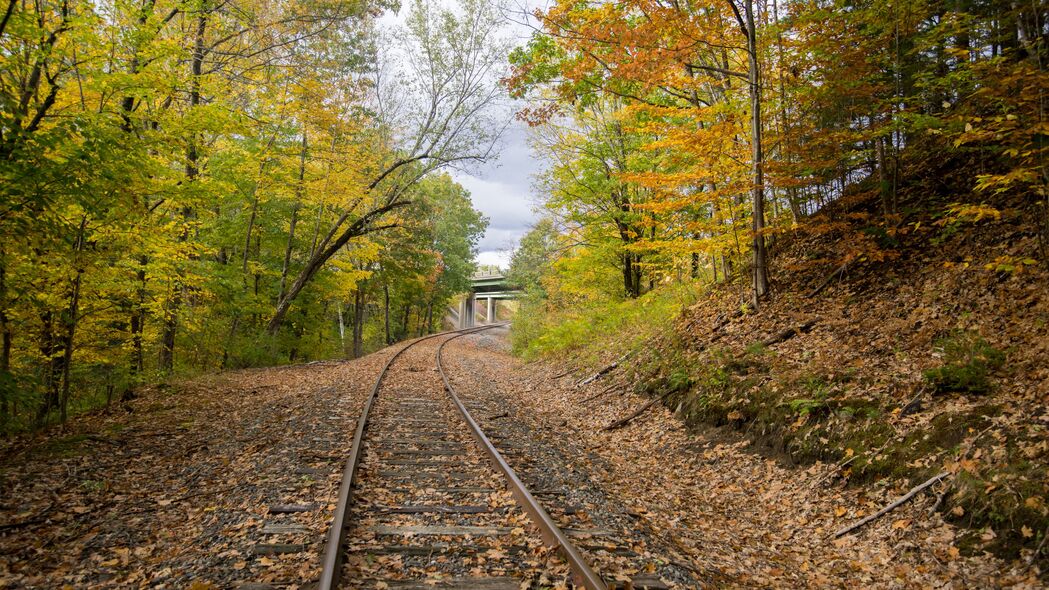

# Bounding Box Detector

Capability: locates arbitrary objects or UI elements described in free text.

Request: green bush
[923,330,1005,394]
[513,282,698,361]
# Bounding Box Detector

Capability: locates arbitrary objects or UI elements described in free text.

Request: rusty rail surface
[436,327,608,590]
[317,324,505,590]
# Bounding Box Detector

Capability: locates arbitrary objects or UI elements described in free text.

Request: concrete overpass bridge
[450,269,521,328]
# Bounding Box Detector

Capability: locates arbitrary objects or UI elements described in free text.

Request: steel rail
[437,326,608,590]
[318,323,508,590]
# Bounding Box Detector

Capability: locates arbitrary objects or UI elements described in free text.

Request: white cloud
[451,120,544,270]
[477,250,513,268]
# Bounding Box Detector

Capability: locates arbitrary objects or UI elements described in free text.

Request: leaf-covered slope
[632,187,1048,565]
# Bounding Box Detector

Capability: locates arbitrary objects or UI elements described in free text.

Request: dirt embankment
[596,191,1048,575]
[456,332,1038,588]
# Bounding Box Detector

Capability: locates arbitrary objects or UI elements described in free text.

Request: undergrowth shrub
[511,283,698,361]
[923,330,1005,394]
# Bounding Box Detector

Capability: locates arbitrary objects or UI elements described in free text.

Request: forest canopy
[0,0,507,430]
[508,0,1047,311]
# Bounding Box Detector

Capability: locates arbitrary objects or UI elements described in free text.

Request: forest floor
[466,331,1039,588]
[0,353,389,588]
[514,189,1049,581]
[1,328,1036,588]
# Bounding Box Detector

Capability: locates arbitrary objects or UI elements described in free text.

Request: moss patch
[923,330,1006,394]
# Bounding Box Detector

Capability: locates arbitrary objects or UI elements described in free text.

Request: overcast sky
[451,122,540,268]
[381,1,545,270]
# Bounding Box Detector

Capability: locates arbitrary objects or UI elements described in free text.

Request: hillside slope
[611,186,1048,568]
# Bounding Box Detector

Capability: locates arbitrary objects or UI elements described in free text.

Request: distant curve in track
[318,324,606,590]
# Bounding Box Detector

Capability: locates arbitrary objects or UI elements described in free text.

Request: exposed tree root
[581,383,620,403]
[807,261,850,298]
[551,367,580,380]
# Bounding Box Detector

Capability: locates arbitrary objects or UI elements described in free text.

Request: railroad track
[316,325,614,590]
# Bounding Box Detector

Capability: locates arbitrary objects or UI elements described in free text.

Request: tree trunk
[242,181,259,273]
[129,255,147,376]
[279,205,300,302]
[352,288,365,359]
[119,3,154,377]
[253,234,261,299]
[744,0,770,306]
[222,315,239,369]
[400,304,411,340]
[268,199,409,334]
[622,252,633,297]
[36,312,61,426]
[622,251,642,298]
[158,284,179,371]
[634,253,644,295]
[337,299,345,346]
[58,217,87,423]
[161,9,207,372]
[279,134,307,303]
[383,284,391,345]
[423,299,433,336]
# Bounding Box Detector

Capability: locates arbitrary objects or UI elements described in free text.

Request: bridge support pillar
[486,298,495,324]
[461,294,475,328]
[458,297,475,329]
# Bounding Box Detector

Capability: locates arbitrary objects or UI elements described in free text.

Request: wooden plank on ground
[267,503,314,513]
[382,449,463,456]
[370,525,512,536]
[363,544,526,556]
[377,471,475,480]
[388,487,496,494]
[261,523,311,535]
[372,438,459,445]
[377,505,490,514]
[386,578,521,590]
[253,543,306,555]
[563,528,615,537]
[385,459,457,467]
[627,576,671,590]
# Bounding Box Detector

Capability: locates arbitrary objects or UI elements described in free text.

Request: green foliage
[511,282,697,361]
[923,330,1006,394]
[787,377,831,418]
[744,341,768,357]
[0,0,493,432]
[507,219,558,296]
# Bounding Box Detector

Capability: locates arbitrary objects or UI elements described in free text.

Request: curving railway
[315,324,655,590]
[314,325,608,587]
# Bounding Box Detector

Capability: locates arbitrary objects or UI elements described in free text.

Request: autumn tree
[0,0,494,430]
[267,0,511,333]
